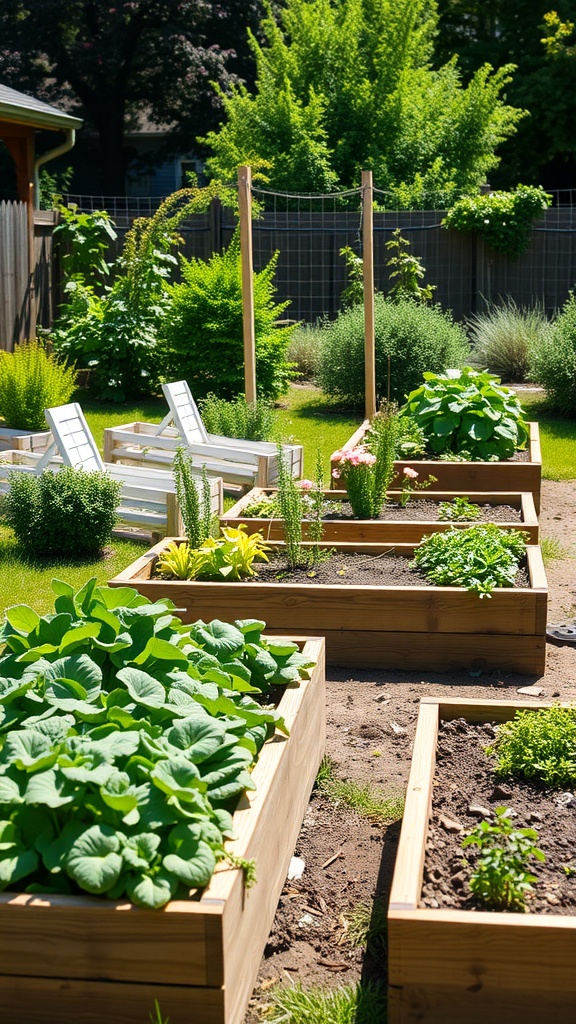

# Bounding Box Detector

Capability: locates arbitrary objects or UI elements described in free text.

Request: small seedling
[462,806,545,911]
[438,496,481,521]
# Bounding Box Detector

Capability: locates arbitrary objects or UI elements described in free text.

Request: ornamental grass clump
[0,339,76,431]
[412,524,528,596]
[403,367,529,460]
[0,580,315,908]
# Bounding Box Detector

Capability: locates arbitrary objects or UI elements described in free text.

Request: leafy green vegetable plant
[462,806,545,910]
[186,526,271,580]
[403,368,529,460]
[0,340,76,431]
[438,496,481,521]
[0,579,314,908]
[2,467,121,559]
[489,706,576,788]
[411,524,528,596]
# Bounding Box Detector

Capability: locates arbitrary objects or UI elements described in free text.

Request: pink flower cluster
[330,444,375,475]
[298,479,315,491]
[402,466,419,480]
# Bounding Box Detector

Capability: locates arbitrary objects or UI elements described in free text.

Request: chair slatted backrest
[44,403,105,472]
[162,380,209,446]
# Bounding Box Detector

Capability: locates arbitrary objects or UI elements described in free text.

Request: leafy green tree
[0,0,264,194]
[206,0,524,204]
[434,1,576,189]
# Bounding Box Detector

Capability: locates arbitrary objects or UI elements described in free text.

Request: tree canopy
[0,0,263,193]
[205,0,525,204]
[434,1,576,190]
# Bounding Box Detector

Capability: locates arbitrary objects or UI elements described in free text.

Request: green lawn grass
[517,393,576,481]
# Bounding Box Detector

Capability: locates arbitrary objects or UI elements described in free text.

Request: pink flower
[298,479,315,490]
[332,469,341,480]
[331,448,348,463]
[402,466,418,479]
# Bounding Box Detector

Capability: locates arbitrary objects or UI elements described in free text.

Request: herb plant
[403,368,529,460]
[2,467,121,559]
[199,393,276,442]
[462,806,545,911]
[438,497,481,521]
[173,447,213,549]
[276,444,304,567]
[489,706,576,788]
[411,524,527,596]
[0,580,314,908]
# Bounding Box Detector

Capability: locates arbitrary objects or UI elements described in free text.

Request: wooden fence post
[362,170,376,420]
[238,165,257,404]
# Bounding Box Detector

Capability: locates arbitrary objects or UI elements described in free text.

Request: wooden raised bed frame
[109,539,548,674]
[0,637,326,1024]
[221,487,539,544]
[331,420,542,512]
[388,696,576,1023]
[0,426,52,452]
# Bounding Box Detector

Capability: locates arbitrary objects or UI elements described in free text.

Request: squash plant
[403,368,529,460]
[0,579,315,909]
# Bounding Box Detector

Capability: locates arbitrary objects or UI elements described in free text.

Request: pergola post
[238,164,257,404]
[362,169,376,420]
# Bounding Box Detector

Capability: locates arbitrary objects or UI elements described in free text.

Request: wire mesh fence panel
[250,187,363,323]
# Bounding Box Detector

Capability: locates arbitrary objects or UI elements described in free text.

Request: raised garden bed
[109,540,547,673]
[0,636,325,1024]
[331,420,542,512]
[221,488,538,544]
[0,426,51,452]
[388,696,576,1024]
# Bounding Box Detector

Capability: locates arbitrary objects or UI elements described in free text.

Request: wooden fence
[0,203,56,351]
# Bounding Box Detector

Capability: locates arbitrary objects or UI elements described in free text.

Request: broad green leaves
[404,368,529,461]
[0,579,315,908]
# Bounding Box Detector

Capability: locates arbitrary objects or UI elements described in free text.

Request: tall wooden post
[360,172,375,419]
[362,170,376,420]
[238,165,257,404]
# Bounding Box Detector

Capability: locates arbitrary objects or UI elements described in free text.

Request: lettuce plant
[403,368,529,461]
[0,579,314,908]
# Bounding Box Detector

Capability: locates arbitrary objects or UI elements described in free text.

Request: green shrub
[1,466,121,558]
[0,340,77,430]
[529,293,576,414]
[286,323,324,381]
[159,232,295,401]
[199,393,277,441]
[443,185,551,258]
[317,295,469,405]
[468,299,552,383]
[403,368,529,460]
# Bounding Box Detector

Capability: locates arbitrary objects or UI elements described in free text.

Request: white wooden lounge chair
[103,380,304,492]
[0,402,222,539]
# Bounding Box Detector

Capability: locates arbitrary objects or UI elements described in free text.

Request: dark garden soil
[252,551,531,588]
[321,498,521,523]
[421,717,576,915]
[243,478,576,1022]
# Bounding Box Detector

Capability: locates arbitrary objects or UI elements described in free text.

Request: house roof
[0,83,82,130]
